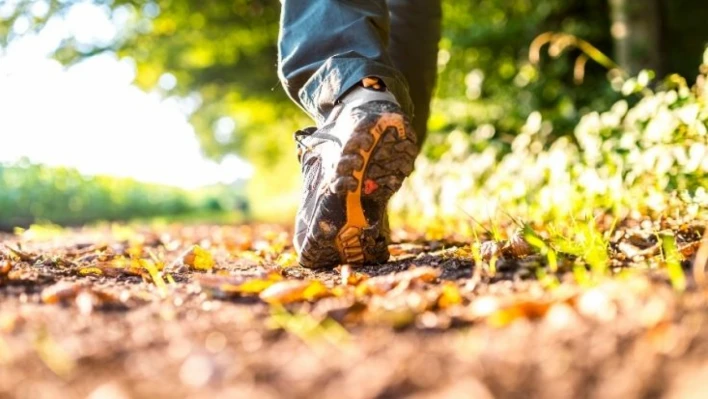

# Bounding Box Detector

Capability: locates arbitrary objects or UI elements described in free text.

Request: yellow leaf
[486,307,525,328]
[437,282,462,309]
[486,299,552,328]
[234,279,277,295]
[260,280,330,304]
[127,244,143,258]
[180,245,215,271]
[141,259,167,296]
[276,252,298,268]
[78,267,103,276]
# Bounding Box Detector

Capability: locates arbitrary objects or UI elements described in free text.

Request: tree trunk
[608,0,665,76]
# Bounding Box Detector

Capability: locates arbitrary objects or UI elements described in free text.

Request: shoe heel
[335,108,417,264]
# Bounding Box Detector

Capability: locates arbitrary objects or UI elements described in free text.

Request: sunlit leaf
[260,280,330,304]
[437,282,463,309]
[180,245,215,271]
[77,267,103,276]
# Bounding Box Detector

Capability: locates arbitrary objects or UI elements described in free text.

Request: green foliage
[0,162,242,228]
[4,0,708,224]
[393,51,708,229]
[4,1,708,162]
[434,0,617,139]
[0,0,623,167]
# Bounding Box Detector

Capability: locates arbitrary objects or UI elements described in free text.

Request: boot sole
[298,102,418,268]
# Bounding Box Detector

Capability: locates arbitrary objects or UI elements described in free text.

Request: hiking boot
[293,77,418,268]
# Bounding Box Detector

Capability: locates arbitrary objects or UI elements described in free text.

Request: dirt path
[1,223,708,399]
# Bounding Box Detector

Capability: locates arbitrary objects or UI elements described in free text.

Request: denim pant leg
[278,0,413,126]
[388,0,442,142]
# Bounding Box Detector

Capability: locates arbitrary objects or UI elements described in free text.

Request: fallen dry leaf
[486,299,552,328]
[479,241,502,261]
[505,231,534,257]
[0,260,12,277]
[337,265,369,286]
[356,267,440,297]
[260,280,330,304]
[41,282,83,304]
[196,272,283,297]
[178,245,215,271]
[437,282,463,309]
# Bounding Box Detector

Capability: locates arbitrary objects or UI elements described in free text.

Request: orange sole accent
[335,113,407,264]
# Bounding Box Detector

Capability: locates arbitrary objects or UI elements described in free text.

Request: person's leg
[387,0,442,143]
[279,1,425,268]
[278,0,413,125]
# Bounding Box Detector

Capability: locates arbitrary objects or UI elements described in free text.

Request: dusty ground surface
[2,221,708,399]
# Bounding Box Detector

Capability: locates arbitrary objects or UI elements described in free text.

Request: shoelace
[294,78,387,161]
[294,126,342,162]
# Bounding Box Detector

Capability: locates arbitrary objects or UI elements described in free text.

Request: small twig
[2,244,36,262]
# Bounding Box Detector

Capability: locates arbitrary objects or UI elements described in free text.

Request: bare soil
[2,222,708,399]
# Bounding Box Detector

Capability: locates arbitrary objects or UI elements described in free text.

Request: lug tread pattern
[298,101,418,269]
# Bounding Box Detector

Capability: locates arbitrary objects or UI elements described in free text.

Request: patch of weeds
[548,217,610,284]
[523,225,558,273]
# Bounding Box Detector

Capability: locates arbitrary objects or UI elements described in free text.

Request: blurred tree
[434,0,617,145]
[661,0,708,82]
[0,161,224,228]
[2,0,708,164]
[606,0,708,80]
[608,0,664,76]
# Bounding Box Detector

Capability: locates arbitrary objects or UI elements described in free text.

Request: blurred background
[1,0,708,230]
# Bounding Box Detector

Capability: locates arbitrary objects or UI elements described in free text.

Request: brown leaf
[356,267,439,296]
[81,262,144,278]
[504,231,534,257]
[41,282,83,304]
[0,260,12,277]
[479,241,502,261]
[66,243,108,257]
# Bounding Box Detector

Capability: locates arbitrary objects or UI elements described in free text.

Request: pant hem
[297,53,414,125]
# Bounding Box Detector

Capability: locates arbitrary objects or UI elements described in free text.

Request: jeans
[278,0,442,142]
